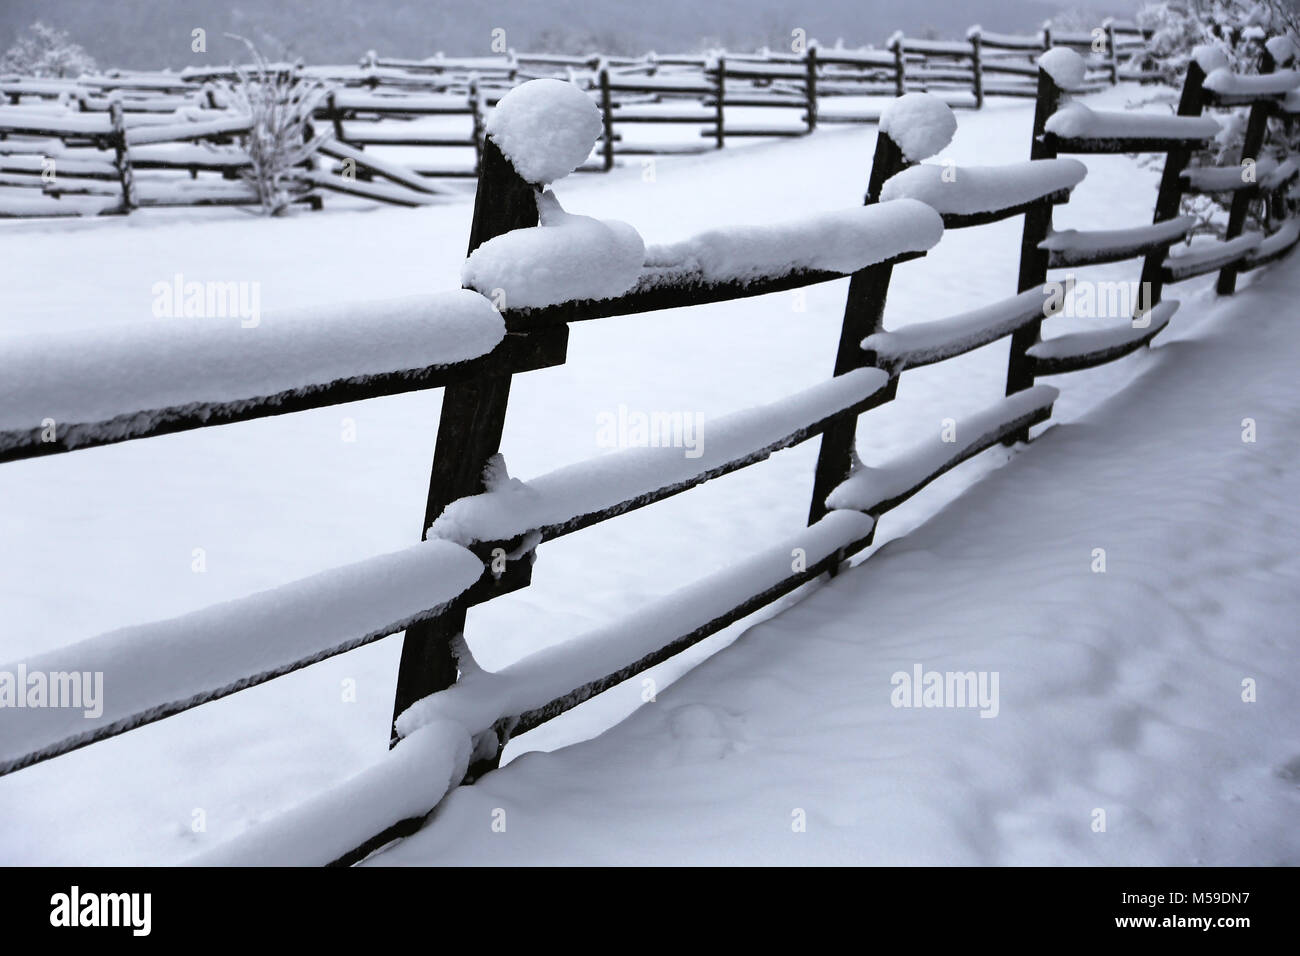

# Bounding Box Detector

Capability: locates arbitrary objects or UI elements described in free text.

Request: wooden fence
[0,20,1154,218]
[1,42,1296,866]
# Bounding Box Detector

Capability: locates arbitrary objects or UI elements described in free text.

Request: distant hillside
[0,0,1120,71]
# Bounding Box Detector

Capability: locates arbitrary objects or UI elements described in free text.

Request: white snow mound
[1038,47,1086,89]
[461,191,644,308]
[643,198,944,283]
[879,93,957,161]
[1193,43,1231,75]
[880,159,1087,214]
[485,78,602,184]
[1267,36,1297,66]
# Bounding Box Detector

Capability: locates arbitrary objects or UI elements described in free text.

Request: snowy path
[373,260,1300,866]
[0,84,1293,864]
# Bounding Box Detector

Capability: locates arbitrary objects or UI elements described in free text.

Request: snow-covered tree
[0,21,97,77]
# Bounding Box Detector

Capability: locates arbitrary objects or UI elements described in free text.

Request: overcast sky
[2,0,1131,70]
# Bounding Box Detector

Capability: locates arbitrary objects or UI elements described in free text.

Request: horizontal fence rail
[0,20,1153,218]
[2,34,1297,868]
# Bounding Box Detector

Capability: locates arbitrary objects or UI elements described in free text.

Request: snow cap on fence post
[879,93,957,162]
[1265,36,1297,68]
[484,78,603,185]
[1037,47,1087,90]
[1191,43,1232,76]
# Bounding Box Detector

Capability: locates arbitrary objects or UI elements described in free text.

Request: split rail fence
[0,40,1297,866]
[0,20,1153,217]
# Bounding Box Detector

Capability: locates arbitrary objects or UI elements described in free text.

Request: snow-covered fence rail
[0,21,1154,217]
[9,48,1295,866]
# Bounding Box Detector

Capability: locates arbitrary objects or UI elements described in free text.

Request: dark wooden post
[1105,21,1120,84]
[326,89,346,142]
[1137,61,1207,311]
[1217,56,1275,295]
[108,100,136,213]
[891,36,906,97]
[468,77,485,175]
[1002,66,1061,443]
[970,32,984,109]
[713,54,726,149]
[301,119,324,211]
[599,66,615,170]
[1042,24,1052,53]
[804,45,818,133]
[807,131,908,525]
[388,135,539,745]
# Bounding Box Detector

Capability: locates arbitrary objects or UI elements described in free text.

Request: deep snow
[0,83,1295,865]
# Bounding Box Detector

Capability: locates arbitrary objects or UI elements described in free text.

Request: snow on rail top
[824,386,1059,514]
[1026,300,1178,362]
[1164,232,1262,271]
[200,507,877,867]
[879,159,1086,215]
[485,78,603,185]
[400,509,876,740]
[427,368,890,546]
[1204,68,1300,96]
[642,198,944,287]
[1044,103,1220,141]
[1251,219,1300,257]
[462,191,645,309]
[1038,216,1195,252]
[191,719,472,867]
[0,539,484,778]
[861,285,1051,369]
[0,290,503,436]
[1182,157,1279,191]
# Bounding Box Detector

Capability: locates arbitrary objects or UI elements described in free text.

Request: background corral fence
[1,40,1298,866]
[0,20,1157,217]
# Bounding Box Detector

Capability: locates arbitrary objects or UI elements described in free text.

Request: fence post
[326,88,345,141]
[1217,56,1275,295]
[713,53,726,149]
[599,66,616,170]
[1002,66,1061,443]
[970,30,984,109]
[301,119,324,211]
[807,131,908,526]
[891,34,906,97]
[804,44,818,133]
[388,135,539,746]
[1137,61,1207,311]
[469,77,484,175]
[1105,20,1120,84]
[363,49,379,90]
[1041,23,1052,52]
[108,100,136,213]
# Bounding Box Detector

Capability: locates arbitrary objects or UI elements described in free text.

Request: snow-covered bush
[214,37,327,216]
[1133,1,1300,235]
[1134,1,1298,77]
[0,21,96,77]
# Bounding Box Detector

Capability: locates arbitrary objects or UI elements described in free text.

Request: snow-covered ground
[0,83,1294,865]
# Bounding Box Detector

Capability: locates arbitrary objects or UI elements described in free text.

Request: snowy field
[1,82,1296,865]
